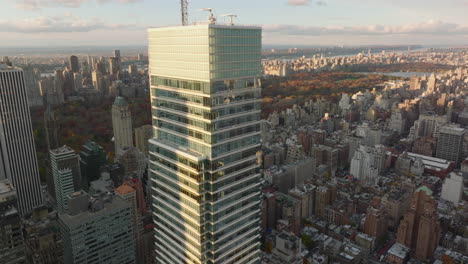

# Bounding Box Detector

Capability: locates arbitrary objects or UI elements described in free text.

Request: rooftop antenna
[222,14,237,25]
[198,8,216,24]
[181,0,188,26]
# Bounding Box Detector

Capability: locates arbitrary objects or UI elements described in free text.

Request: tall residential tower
[112,96,134,154]
[50,145,81,214]
[148,23,262,263]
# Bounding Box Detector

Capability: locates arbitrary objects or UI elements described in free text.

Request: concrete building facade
[112,96,134,154]
[59,191,135,264]
[0,64,44,214]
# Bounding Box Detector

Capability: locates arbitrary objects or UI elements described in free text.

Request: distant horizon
[0,43,463,53]
[1,0,467,47]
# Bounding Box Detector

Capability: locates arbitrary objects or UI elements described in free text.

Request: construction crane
[181,0,188,25]
[222,14,237,25]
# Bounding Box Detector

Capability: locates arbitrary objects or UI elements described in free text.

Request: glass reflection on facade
[148,24,262,264]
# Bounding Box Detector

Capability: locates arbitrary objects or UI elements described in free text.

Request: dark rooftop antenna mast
[181,0,188,25]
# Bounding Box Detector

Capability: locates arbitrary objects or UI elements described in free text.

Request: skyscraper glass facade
[148,24,262,264]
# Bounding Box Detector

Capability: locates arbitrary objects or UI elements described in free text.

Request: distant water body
[360,72,431,78]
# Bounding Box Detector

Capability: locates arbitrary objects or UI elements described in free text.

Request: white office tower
[350,145,386,186]
[441,172,464,205]
[112,96,134,154]
[436,125,465,163]
[148,23,262,264]
[0,64,43,214]
[51,146,81,214]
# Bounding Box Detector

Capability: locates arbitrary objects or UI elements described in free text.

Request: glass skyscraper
[148,24,262,264]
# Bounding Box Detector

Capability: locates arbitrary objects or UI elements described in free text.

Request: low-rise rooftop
[387,243,409,259]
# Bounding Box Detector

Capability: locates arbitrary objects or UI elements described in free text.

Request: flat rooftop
[407,152,451,170]
[148,23,261,31]
[387,243,409,259]
[59,196,130,227]
[50,145,75,155]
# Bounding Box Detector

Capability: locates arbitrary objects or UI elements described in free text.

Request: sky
[0,0,467,47]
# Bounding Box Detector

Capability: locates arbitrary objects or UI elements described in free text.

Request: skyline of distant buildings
[0,13,467,263]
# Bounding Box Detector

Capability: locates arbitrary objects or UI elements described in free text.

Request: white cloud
[0,15,137,33]
[288,0,310,6]
[13,0,142,10]
[287,0,327,6]
[263,20,468,36]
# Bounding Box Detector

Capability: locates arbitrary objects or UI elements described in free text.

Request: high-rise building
[69,55,80,73]
[54,69,64,91]
[115,184,144,264]
[39,77,63,106]
[73,72,82,91]
[314,186,332,218]
[426,73,437,93]
[50,146,81,214]
[388,109,406,134]
[409,75,421,90]
[411,137,435,156]
[44,104,60,151]
[135,124,153,156]
[109,57,121,75]
[62,68,74,99]
[288,184,315,221]
[148,23,262,263]
[59,191,135,264]
[112,96,134,154]
[311,144,338,177]
[38,78,53,96]
[396,186,440,261]
[79,141,107,190]
[128,64,138,79]
[363,197,387,239]
[23,65,43,107]
[92,70,103,92]
[114,49,121,59]
[408,113,448,140]
[52,69,65,104]
[0,179,27,263]
[435,125,465,163]
[116,146,147,178]
[81,61,90,77]
[381,190,411,229]
[440,172,464,205]
[94,59,106,75]
[0,64,43,214]
[350,145,386,186]
[122,178,147,215]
